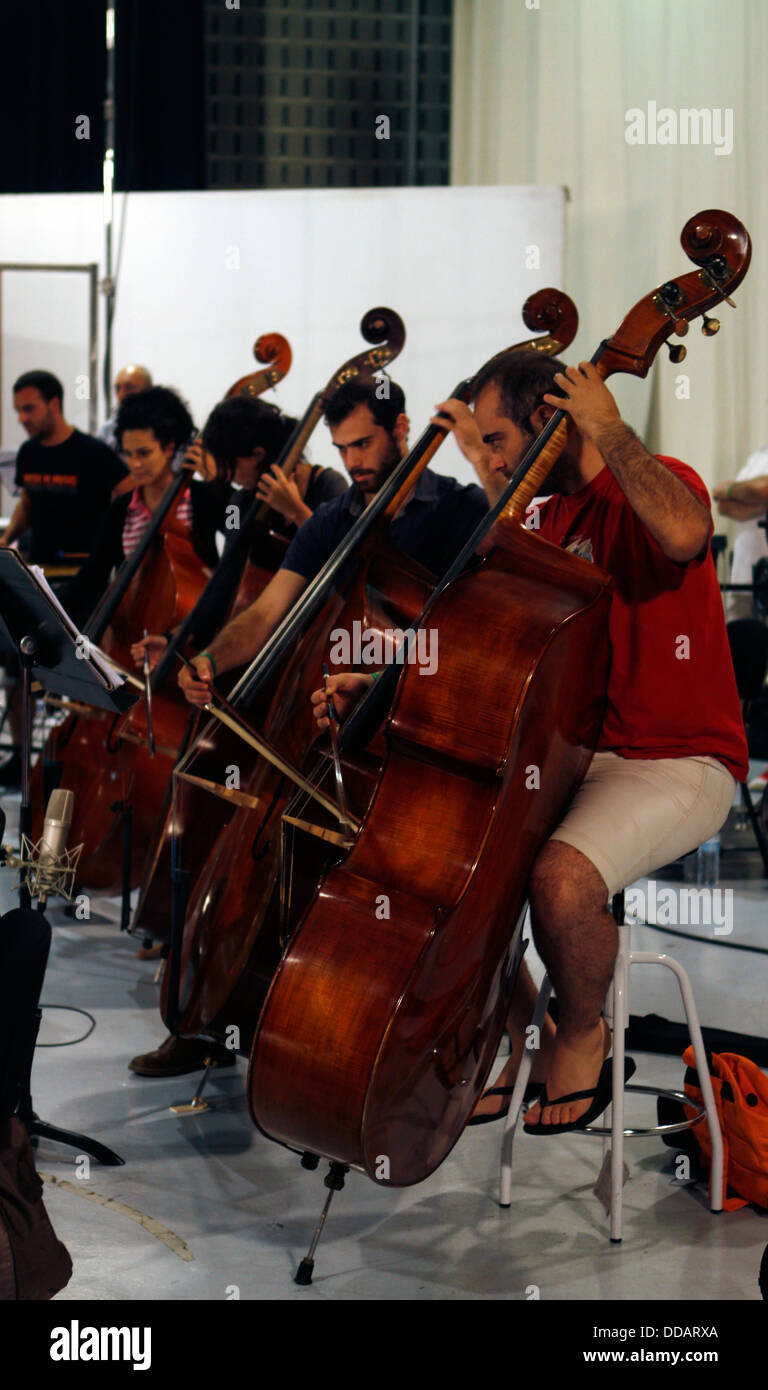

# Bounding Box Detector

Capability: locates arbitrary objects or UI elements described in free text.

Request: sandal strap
[540,1083,598,1108]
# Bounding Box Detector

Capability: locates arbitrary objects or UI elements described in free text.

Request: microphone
[3,790,82,907]
[35,790,74,904]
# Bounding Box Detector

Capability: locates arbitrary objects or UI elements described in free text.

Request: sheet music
[29,565,124,689]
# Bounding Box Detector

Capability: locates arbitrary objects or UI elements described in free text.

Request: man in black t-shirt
[0,370,125,785]
[1,369,125,563]
[176,379,490,710]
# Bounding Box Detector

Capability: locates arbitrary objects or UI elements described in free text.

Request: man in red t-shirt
[317,350,746,1133]
[422,349,747,1132]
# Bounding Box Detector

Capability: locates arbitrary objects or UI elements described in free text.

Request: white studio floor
[2,787,767,1304]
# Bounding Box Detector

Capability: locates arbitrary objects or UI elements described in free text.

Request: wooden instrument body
[30,329,298,896]
[163,537,435,1046]
[247,522,613,1184]
[33,527,211,893]
[228,554,283,621]
[129,519,296,941]
[103,522,207,667]
[129,708,200,940]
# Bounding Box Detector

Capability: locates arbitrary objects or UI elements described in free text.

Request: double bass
[33,333,292,895]
[246,211,751,1196]
[132,308,409,948]
[163,289,580,1051]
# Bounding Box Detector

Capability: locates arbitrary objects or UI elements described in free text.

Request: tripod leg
[295,1161,348,1286]
[4,902,125,1169]
[17,1024,125,1167]
[28,1118,124,1166]
[170,1060,215,1115]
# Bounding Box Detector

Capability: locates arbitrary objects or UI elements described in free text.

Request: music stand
[0,550,136,1165]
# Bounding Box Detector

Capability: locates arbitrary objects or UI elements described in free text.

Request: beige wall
[451,0,768,505]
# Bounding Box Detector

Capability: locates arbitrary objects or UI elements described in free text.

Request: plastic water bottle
[696,834,720,886]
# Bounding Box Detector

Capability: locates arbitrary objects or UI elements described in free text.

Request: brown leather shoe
[128,1033,236,1077]
[135,941,164,960]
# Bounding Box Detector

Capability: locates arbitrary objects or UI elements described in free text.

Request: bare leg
[470,960,556,1119]
[523,840,617,1127]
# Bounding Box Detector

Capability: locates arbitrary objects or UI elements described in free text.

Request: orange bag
[683,1046,768,1211]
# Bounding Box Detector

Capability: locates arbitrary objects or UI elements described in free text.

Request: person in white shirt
[713,450,768,622]
[98,364,153,453]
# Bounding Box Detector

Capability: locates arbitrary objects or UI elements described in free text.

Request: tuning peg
[667,343,687,364]
[673,318,689,337]
[702,316,720,337]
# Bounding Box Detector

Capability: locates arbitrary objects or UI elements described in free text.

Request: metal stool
[498,890,724,1241]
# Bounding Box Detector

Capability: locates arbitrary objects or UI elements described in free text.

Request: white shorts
[548,751,736,899]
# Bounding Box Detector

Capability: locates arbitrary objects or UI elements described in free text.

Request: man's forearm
[716,497,767,522]
[593,422,711,562]
[726,478,768,508]
[0,493,31,546]
[204,604,275,675]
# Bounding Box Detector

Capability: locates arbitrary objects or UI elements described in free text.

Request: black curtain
[0,0,106,193]
[115,0,205,191]
[0,0,205,194]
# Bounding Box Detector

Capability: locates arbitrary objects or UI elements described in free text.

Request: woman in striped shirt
[60,385,223,625]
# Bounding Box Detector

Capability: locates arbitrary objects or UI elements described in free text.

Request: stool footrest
[582,1084,705,1139]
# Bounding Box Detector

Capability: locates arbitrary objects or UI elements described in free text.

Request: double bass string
[174,653,351,825]
[321,663,354,838]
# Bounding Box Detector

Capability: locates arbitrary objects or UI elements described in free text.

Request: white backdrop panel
[0,269,92,442]
[0,187,564,485]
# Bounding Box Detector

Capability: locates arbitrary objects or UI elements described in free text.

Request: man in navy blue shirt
[178,378,491,706]
[126,378,490,1078]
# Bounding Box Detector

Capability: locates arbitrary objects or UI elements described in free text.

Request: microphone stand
[16,634,36,912]
[12,633,124,1165]
[0,578,126,1165]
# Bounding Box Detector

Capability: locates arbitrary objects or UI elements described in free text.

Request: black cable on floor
[626,913,768,957]
[36,1004,96,1046]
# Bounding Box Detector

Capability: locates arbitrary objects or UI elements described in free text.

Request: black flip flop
[523,1056,636,1135]
[468,1082,543,1127]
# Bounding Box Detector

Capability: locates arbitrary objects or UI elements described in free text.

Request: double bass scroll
[224,332,293,400]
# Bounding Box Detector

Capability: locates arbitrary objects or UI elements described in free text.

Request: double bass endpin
[294,1161,349,1286]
